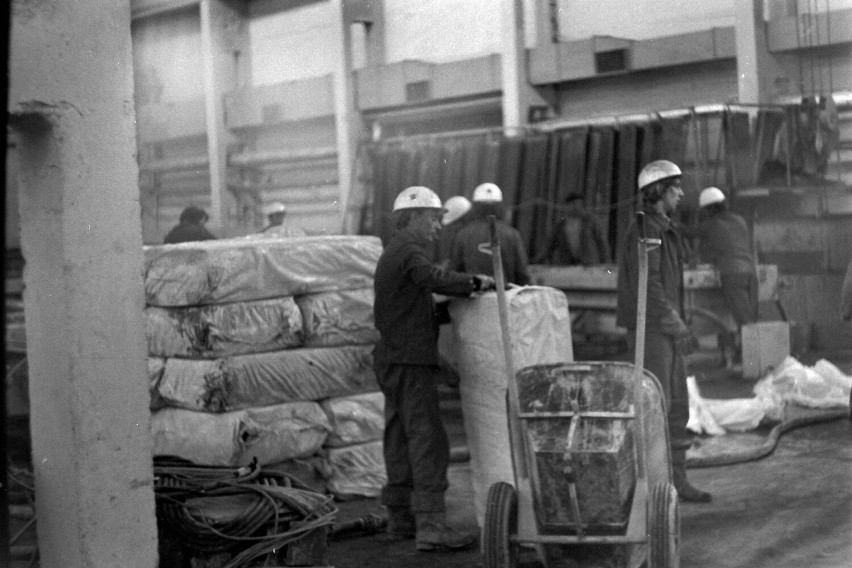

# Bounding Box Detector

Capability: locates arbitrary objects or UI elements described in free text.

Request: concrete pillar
[501,0,530,134]
[201,0,249,232]
[735,0,784,103]
[8,2,159,567]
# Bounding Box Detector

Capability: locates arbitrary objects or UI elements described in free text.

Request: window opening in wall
[595,49,628,74]
[405,81,430,103]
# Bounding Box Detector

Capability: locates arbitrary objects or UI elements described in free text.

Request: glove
[660,309,691,339]
[473,274,497,292]
[676,333,701,356]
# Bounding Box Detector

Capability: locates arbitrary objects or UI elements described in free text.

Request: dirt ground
[327,349,852,568]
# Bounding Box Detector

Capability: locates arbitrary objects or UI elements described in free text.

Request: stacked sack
[144,235,388,499]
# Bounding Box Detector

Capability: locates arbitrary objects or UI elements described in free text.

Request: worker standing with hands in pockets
[373,186,496,551]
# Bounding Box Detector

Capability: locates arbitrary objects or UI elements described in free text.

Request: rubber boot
[415,511,477,551]
[381,507,416,541]
[672,449,712,503]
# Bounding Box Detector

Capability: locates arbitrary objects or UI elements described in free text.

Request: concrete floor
[326,347,852,568]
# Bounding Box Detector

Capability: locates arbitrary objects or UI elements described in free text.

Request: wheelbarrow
[482,213,679,568]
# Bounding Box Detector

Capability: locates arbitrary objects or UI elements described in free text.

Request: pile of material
[145,235,388,499]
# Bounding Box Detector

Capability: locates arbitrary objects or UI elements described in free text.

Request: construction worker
[697,187,759,363]
[534,193,611,265]
[616,160,712,503]
[373,186,495,551]
[434,195,472,266]
[261,201,306,236]
[163,206,216,244]
[449,183,531,286]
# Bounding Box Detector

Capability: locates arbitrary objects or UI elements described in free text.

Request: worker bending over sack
[616,160,712,503]
[373,186,496,551]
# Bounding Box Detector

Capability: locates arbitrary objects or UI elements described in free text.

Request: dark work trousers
[627,330,692,451]
[378,363,450,513]
[720,272,759,327]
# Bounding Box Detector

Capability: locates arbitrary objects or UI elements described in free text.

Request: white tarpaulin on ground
[144,235,382,307]
[297,288,379,347]
[320,391,384,447]
[146,297,304,358]
[151,345,379,412]
[322,440,387,498]
[449,286,574,527]
[151,401,330,466]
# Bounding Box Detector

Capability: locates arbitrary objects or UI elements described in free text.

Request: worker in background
[373,186,495,551]
[449,182,531,286]
[534,193,610,265]
[260,201,306,237]
[434,195,472,266]
[163,206,216,245]
[697,187,759,363]
[616,159,712,503]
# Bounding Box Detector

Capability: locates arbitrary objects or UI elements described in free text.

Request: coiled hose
[153,456,337,567]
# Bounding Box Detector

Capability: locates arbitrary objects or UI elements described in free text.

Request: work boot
[415,511,477,551]
[673,464,712,503]
[381,507,416,541]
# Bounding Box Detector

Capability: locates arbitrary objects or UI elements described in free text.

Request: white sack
[297,288,379,347]
[754,356,851,410]
[151,401,330,466]
[322,440,387,499]
[144,235,382,307]
[154,345,378,412]
[320,391,384,447]
[449,286,574,527]
[686,376,726,436]
[146,297,303,358]
[701,398,768,432]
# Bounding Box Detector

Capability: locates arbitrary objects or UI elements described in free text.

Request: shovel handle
[636,211,647,241]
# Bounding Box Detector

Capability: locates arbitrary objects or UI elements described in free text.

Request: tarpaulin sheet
[585,128,616,260]
[151,401,330,466]
[320,391,384,448]
[146,297,304,358]
[151,344,379,412]
[297,288,379,348]
[322,440,387,499]
[144,235,382,307]
[449,286,574,527]
[615,124,639,262]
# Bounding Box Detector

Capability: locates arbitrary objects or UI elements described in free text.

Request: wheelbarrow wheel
[483,481,519,568]
[648,482,680,568]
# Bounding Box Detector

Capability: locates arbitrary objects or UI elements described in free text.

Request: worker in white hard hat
[373,186,495,551]
[697,186,759,365]
[616,160,712,503]
[434,195,472,266]
[260,201,306,237]
[449,182,531,286]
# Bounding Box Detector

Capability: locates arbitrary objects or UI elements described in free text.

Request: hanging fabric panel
[614,124,639,261]
[516,135,551,257]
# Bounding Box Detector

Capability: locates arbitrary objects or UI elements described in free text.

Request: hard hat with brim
[393,186,443,211]
[472,182,503,203]
[637,160,682,191]
[699,186,726,208]
[442,196,472,225]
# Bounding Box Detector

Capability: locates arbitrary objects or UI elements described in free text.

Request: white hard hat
[472,182,503,203]
[637,160,682,191]
[699,186,726,208]
[442,196,472,226]
[263,201,287,216]
[393,186,442,211]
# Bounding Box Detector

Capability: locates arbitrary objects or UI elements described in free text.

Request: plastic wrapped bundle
[146,297,304,358]
[151,401,330,466]
[322,440,387,499]
[144,235,382,307]
[152,345,379,412]
[320,391,385,447]
[297,288,379,347]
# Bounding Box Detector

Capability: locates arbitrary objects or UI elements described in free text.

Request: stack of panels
[145,235,388,496]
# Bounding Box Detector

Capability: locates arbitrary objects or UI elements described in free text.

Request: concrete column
[501,0,530,134]
[332,0,361,233]
[735,0,784,103]
[8,2,159,567]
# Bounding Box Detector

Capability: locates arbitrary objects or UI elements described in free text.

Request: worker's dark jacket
[616,210,686,334]
[374,227,477,368]
[163,223,216,245]
[697,211,755,275]
[449,217,531,286]
[537,208,610,265]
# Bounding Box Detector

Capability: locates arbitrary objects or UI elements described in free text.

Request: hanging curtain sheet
[585,128,617,262]
[615,124,639,262]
